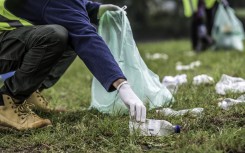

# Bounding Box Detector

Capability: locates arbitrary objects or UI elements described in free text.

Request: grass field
[0,40,244,153]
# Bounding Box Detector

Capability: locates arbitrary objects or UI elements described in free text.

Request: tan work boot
[26,90,65,113]
[0,94,52,131]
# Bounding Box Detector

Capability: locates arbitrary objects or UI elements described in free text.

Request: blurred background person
[183,0,230,52]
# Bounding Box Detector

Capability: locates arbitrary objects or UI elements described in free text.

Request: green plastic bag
[90,10,174,115]
[212,4,244,51]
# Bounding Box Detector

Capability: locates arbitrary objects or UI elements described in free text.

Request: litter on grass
[176,61,201,71]
[162,74,187,94]
[129,119,180,136]
[215,74,245,95]
[145,53,169,60]
[193,74,214,85]
[218,94,245,110]
[156,107,204,117]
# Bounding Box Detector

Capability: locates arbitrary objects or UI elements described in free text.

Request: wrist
[116,81,128,91]
[113,78,127,89]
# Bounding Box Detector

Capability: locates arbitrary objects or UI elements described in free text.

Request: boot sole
[32,107,67,113]
[0,124,53,132]
[0,115,52,131]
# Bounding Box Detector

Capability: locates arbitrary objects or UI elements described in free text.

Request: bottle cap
[174,125,181,133]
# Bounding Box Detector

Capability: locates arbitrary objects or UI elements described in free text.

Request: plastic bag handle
[121,5,127,10]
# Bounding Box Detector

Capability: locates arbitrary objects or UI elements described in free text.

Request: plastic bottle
[129,119,180,136]
[156,108,204,117]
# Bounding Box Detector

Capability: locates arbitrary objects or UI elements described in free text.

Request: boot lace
[15,101,38,120]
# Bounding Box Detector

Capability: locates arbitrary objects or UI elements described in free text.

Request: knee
[47,25,68,44]
[42,25,68,52]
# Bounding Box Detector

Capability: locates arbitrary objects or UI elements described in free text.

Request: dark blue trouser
[0,25,69,102]
[191,1,218,50]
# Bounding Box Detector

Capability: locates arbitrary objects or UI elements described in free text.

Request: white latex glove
[97,4,122,19]
[118,82,146,122]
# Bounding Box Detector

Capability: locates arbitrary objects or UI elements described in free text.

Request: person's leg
[205,8,213,36]
[1,25,68,100]
[26,48,76,113]
[193,0,208,52]
[39,48,77,91]
[191,14,199,50]
[0,47,76,112]
[205,1,219,36]
[0,25,68,130]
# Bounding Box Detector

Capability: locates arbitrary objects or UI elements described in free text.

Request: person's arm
[43,1,146,122]
[113,79,146,122]
[85,1,101,25]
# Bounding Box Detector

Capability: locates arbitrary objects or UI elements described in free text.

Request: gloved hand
[117,82,146,122]
[97,4,122,19]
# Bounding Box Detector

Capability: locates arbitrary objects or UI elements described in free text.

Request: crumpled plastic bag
[212,4,244,51]
[218,94,245,110]
[215,74,245,95]
[90,10,174,114]
[176,61,201,71]
[162,74,187,94]
[145,53,169,60]
[192,74,214,85]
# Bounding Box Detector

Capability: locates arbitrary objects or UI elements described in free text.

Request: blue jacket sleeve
[86,1,101,25]
[43,0,126,91]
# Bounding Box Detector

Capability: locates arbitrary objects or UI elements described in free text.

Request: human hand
[98,4,122,19]
[117,81,146,122]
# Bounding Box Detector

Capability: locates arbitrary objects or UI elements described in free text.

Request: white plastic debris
[193,74,215,85]
[129,119,180,136]
[145,53,168,60]
[218,94,245,110]
[215,74,245,95]
[162,74,187,94]
[156,108,204,117]
[176,61,201,71]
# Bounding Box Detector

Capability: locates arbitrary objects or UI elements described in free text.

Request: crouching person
[0,22,69,130]
[0,0,147,131]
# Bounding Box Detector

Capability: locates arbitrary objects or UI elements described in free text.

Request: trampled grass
[0,40,244,153]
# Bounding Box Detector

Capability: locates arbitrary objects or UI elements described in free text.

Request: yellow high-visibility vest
[183,0,199,17]
[0,0,32,31]
[205,0,217,9]
[183,0,217,17]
